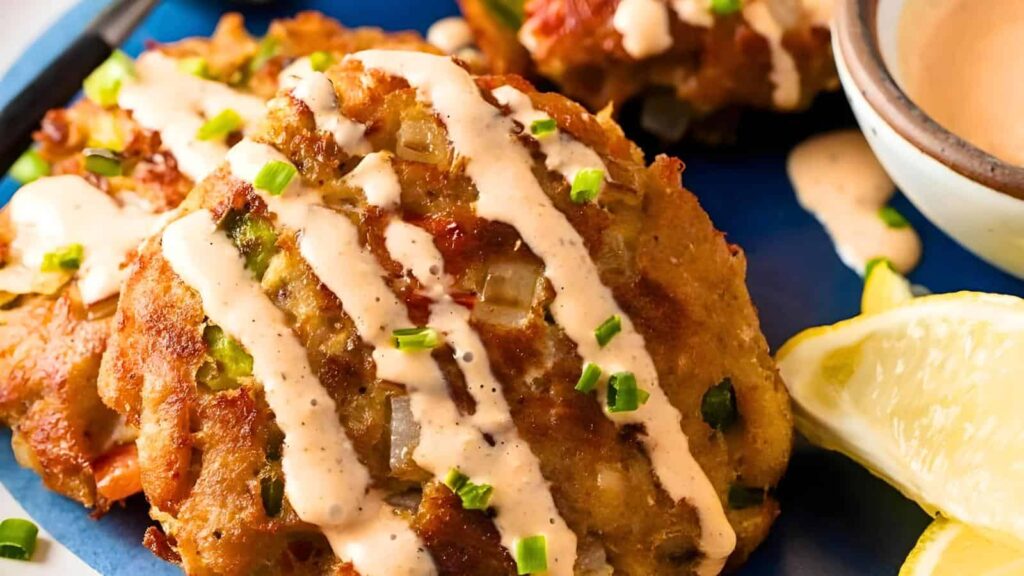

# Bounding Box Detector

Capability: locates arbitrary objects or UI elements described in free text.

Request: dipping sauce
[788,130,922,274]
[899,0,1024,166]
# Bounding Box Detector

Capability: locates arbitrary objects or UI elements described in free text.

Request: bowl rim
[835,0,1024,200]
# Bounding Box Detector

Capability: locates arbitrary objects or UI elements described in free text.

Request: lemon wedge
[900,519,1024,576]
[777,293,1024,543]
[861,258,914,315]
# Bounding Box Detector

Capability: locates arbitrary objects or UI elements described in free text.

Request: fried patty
[460,0,836,114]
[99,50,791,575]
[0,11,436,512]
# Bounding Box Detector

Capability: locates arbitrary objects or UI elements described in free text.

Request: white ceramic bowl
[834,0,1024,279]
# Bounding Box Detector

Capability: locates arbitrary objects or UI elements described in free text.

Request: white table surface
[0,0,80,78]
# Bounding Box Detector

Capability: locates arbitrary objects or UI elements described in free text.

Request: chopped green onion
[40,244,84,272]
[178,56,209,78]
[728,484,766,509]
[83,147,122,177]
[443,468,494,510]
[484,0,526,30]
[253,160,297,196]
[0,518,38,561]
[444,468,469,492]
[878,206,910,229]
[515,535,548,575]
[392,327,441,350]
[529,118,557,137]
[864,256,892,278]
[575,362,601,393]
[83,50,135,107]
[710,0,743,15]
[260,476,284,517]
[250,36,280,72]
[458,483,493,510]
[8,149,50,184]
[197,325,253,391]
[570,168,604,203]
[226,212,278,279]
[701,378,737,431]
[634,385,651,403]
[196,109,244,141]
[594,314,621,347]
[309,51,335,72]
[607,371,647,413]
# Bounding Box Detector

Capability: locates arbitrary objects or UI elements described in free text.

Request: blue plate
[2,1,1022,574]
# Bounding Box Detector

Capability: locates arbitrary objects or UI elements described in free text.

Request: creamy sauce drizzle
[788,130,921,274]
[670,0,714,28]
[118,52,265,181]
[385,219,579,570]
[162,209,433,576]
[228,132,577,574]
[346,152,403,209]
[613,0,675,59]
[278,57,315,91]
[283,66,371,156]
[898,0,1024,166]
[605,0,829,108]
[742,2,800,109]
[427,17,475,55]
[802,0,835,27]
[352,50,735,574]
[0,175,160,304]
[492,85,608,190]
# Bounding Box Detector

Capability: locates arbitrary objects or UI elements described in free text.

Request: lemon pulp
[778,293,1024,544]
[900,519,1024,576]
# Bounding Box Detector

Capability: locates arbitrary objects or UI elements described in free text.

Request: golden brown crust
[0,294,112,508]
[460,0,836,114]
[101,55,790,574]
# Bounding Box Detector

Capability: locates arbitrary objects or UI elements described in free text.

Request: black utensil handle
[0,33,112,175]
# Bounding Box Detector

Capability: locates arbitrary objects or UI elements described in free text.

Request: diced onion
[576,541,615,576]
[472,260,541,327]
[396,116,449,165]
[385,490,423,513]
[389,395,421,474]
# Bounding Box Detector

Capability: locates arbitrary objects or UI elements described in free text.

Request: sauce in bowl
[898,0,1024,167]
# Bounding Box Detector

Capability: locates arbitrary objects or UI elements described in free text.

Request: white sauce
[670,0,715,28]
[427,17,475,55]
[352,50,735,575]
[742,2,801,109]
[803,0,835,27]
[226,140,321,228]
[118,52,265,181]
[227,135,577,575]
[161,209,434,576]
[346,152,403,209]
[384,220,448,300]
[613,0,675,59]
[765,0,803,29]
[898,0,1024,167]
[288,69,371,156]
[788,130,922,274]
[492,85,608,191]
[385,219,579,571]
[520,0,815,112]
[278,57,315,92]
[0,175,160,304]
